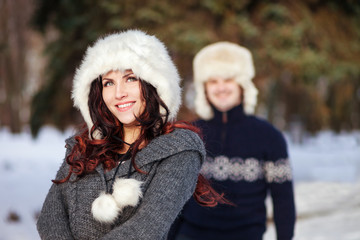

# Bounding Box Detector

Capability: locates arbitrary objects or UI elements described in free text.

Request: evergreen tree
[30,0,360,136]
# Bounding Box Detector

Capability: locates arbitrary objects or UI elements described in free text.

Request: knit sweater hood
[64,128,206,180]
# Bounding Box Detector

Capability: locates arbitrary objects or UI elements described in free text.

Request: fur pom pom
[112,178,143,209]
[91,192,120,223]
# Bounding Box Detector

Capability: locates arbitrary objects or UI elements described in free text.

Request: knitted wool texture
[37,128,205,240]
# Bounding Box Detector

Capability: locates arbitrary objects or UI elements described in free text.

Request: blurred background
[0,0,359,239]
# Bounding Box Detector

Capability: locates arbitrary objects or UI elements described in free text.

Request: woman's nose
[115,82,127,99]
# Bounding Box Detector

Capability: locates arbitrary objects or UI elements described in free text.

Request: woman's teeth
[117,102,134,108]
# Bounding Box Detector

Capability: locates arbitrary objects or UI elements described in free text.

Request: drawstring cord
[92,135,144,223]
[107,136,134,194]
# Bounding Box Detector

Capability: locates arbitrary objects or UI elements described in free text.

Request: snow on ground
[0,127,359,240]
[264,131,360,240]
[0,126,75,240]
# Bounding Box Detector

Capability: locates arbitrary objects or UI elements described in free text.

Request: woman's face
[205,77,242,112]
[102,70,145,128]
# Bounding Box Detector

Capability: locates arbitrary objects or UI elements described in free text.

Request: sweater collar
[65,128,205,179]
[212,104,246,124]
[93,128,205,178]
[135,128,205,167]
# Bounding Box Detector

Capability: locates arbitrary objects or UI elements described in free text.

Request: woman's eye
[127,77,138,82]
[103,81,114,87]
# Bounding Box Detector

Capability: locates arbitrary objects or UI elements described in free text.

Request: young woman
[36,30,225,240]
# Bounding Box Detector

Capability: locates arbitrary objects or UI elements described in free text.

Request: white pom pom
[112,178,143,209]
[91,192,120,223]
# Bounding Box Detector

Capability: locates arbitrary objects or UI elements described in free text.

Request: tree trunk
[0,0,36,133]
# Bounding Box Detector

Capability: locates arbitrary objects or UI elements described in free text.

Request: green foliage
[232,15,259,39]
[259,3,292,24]
[30,0,360,136]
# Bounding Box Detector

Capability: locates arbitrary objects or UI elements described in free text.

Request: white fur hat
[193,41,258,119]
[72,30,181,134]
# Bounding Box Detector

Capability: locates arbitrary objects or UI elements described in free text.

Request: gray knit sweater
[37,128,204,240]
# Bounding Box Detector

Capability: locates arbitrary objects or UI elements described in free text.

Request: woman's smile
[116,101,136,112]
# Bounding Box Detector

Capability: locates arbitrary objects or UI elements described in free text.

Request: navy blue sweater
[171,105,295,240]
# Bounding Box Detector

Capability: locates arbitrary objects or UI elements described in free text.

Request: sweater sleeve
[100,150,202,240]
[36,146,75,240]
[264,130,296,240]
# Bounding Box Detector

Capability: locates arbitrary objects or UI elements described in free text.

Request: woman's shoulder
[65,135,77,149]
[137,128,206,164]
[163,128,205,152]
[169,127,203,142]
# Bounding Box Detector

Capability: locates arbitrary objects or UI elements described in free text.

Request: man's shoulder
[245,115,286,141]
[248,115,280,130]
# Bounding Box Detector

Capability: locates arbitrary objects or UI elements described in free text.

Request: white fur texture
[91,192,120,223]
[112,178,143,208]
[193,41,258,119]
[72,30,181,138]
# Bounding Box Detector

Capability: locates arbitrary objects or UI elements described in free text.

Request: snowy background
[0,126,359,240]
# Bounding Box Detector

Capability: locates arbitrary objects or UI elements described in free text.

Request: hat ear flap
[112,178,143,209]
[91,192,120,223]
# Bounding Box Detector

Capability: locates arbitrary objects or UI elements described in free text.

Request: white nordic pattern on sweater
[200,156,292,183]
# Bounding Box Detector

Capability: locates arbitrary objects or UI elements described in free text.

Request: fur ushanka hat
[193,41,258,119]
[72,30,181,137]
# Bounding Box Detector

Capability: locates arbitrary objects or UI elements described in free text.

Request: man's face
[205,77,242,112]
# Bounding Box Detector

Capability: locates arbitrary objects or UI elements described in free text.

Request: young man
[171,42,296,240]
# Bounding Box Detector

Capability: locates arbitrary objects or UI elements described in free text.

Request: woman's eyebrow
[102,77,113,81]
[122,72,133,78]
[102,71,134,81]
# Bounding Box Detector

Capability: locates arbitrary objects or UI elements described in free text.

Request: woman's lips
[115,102,135,112]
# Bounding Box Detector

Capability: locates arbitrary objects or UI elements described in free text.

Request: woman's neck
[120,125,142,153]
